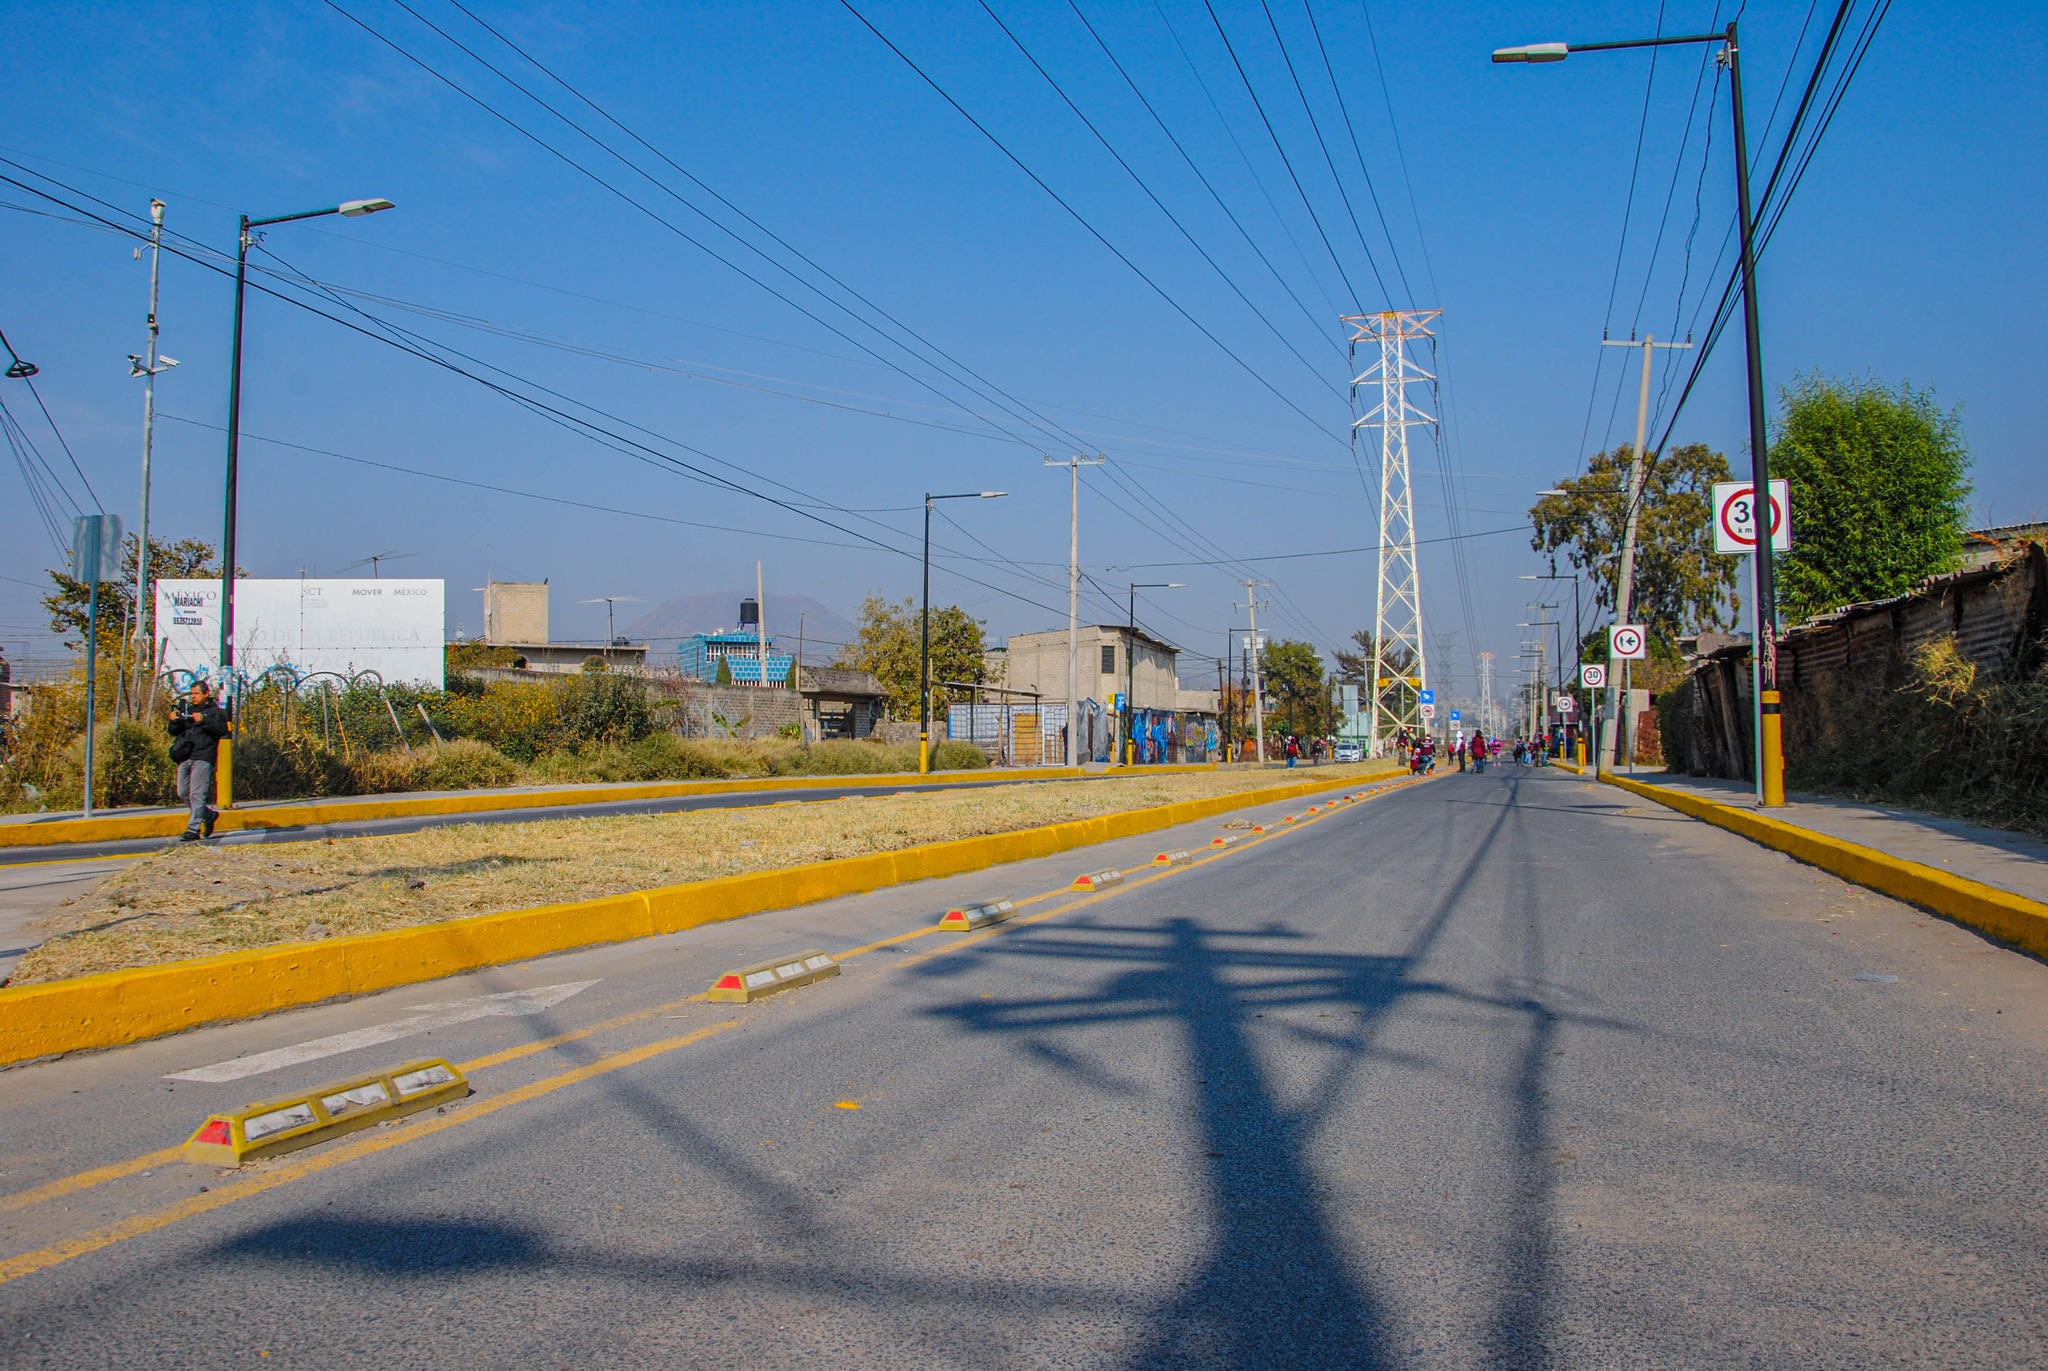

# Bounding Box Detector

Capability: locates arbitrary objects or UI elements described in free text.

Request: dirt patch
[10,764,1394,986]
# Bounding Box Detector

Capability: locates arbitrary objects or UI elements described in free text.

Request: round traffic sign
[1418,702,1436,719]
[1581,663,1608,688]
[1610,625,1646,659]
[1718,484,1783,548]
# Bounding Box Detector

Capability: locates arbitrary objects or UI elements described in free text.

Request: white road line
[165,980,601,1084]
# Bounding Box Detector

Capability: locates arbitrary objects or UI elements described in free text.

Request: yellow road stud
[183,1058,469,1167]
[1070,869,1125,892]
[708,949,840,1003]
[1151,850,1192,867]
[938,899,1018,931]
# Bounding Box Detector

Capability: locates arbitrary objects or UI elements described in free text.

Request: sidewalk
[1628,769,2048,908]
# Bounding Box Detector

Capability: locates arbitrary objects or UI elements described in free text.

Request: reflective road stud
[1151,850,1193,867]
[1070,869,1126,892]
[708,949,840,1003]
[938,899,1018,931]
[183,1058,470,1166]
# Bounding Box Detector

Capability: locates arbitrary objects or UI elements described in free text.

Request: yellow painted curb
[0,768,1400,1065]
[1602,772,2048,961]
[0,763,1220,851]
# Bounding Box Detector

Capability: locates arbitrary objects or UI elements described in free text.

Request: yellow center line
[0,1147,185,1217]
[0,1018,745,1288]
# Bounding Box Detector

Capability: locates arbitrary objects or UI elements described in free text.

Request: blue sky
[2,0,2040,709]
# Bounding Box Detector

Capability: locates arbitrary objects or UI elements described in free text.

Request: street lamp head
[338,198,396,218]
[978,491,1007,498]
[1492,42,1569,63]
[1536,488,1568,497]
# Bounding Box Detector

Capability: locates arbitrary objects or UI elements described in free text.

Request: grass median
[10,762,1396,987]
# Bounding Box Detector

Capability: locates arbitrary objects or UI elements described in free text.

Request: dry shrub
[1787,635,2048,836]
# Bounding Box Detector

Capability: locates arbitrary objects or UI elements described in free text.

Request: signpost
[71,514,124,819]
[1712,479,1791,554]
[1608,624,1649,776]
[1580,662,1607,689]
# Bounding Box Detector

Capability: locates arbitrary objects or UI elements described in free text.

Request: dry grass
[10,763,1395,986]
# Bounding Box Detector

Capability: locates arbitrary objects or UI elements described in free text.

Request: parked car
[1334,740,1364,764]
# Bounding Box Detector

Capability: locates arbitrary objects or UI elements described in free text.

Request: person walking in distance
[168,680,230,840]
[1469,731,1488,773]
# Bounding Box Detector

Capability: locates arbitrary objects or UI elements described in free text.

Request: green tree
[1260,639,1326,738]
[1770,373,1972,622]
[833,593,987,720]
[43,535,221,648]
[1530,442,1737,656]
[1331,628,1415,687]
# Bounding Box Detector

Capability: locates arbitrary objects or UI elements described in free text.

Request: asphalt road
[2,767,2046,1367]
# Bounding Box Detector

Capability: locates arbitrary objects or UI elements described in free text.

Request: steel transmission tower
[1346,310,1441,754]
[1476,651,1497,738]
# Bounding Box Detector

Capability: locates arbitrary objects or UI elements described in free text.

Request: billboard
[155,579,445,689]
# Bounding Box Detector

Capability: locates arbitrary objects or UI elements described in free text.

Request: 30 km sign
[1581,662,1608,689]
[1713,479,1790,554]
[1609,624,1648,661]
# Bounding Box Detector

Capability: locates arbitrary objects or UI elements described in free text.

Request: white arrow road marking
[165,981,601,1084]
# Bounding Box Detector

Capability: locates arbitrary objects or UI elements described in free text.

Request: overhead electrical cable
[838,0,1349,447]
[973,0,1346,400]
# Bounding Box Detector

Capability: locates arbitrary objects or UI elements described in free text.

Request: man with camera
[167,679,229,841]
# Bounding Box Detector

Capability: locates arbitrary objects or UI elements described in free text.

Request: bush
[419,738,520,790]
[931,740,989,771]
[346,748,432,795]
[229,734,355,802]
[97,720,174,807]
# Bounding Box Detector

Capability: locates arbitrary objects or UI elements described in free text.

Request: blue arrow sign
[1449,710,1461,721]
[1418,689,1435,705]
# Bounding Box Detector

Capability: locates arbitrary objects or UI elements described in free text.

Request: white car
[1334,741,1364,764]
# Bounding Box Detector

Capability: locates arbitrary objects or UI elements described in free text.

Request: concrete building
[483,581,549,646]
[995,625,1220,763]
[473,579,646,674]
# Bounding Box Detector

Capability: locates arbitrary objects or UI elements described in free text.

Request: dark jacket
[168,702,230,763]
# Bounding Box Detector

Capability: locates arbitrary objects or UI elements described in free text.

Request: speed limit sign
[1609,624,1648,661]
[1713,479,1790,554]
[1581,662,1607,689]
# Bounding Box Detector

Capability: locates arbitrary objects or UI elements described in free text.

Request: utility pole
[756,560,767,686]
[1243,581,1269,763]
[1045,454,1103,766]
[1476,651,1496,740]
[1599,332,1692,774]
[1347,310,1440,756]
[129,198,177,717]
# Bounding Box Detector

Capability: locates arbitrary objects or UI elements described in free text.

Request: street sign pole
[72,514,123,820]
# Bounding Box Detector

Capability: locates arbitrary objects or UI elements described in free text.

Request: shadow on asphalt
[911,775,1576,1369]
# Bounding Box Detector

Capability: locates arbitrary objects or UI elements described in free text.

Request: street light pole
[919,491,1007,775]
[1124,582,1181,765]
[1495,22,1782,803]
[218,197,393,807]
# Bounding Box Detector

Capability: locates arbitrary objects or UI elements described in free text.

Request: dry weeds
[11,764,1394,986]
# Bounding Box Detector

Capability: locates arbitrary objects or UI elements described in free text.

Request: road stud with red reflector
[1070,868,1125,892]
[1152,849,1193,868]
[707,949,840,1003]
[1208,835,1238,848]
[183,1058,470,1166]
[938,899,1018,931]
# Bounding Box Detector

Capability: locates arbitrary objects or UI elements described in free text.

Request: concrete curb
[0,763,1221,851]
[0,768,1399,1066]
[1601,772,2048,961]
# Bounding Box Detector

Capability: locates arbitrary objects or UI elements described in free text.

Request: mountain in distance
[622,592,856,658]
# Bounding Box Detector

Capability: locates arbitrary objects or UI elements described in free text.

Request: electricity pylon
[1346,309,1440,755]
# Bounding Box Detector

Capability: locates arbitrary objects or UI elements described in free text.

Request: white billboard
[155,579,445,689]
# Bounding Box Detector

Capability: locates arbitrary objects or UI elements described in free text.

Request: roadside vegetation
[1,661,986,814]
[8,761,1398,986]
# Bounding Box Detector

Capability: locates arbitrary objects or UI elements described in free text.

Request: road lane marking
[0,1147,185,1218]
[0,1018,745,1288]
[165,981,602,1083]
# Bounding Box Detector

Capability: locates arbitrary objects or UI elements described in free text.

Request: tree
[833,593,987,720]
[1529,443,1737,656]
[1770,373,1972,622]
[1331,628,1415,687]
[1260,639,1326,738]
[43,535,221,649]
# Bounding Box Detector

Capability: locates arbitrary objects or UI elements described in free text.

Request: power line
[838,0,1349,447]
